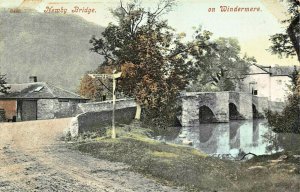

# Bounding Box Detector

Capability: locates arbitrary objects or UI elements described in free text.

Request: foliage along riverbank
[69,124,300,192]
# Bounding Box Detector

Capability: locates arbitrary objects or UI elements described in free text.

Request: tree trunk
[135,103,142,120]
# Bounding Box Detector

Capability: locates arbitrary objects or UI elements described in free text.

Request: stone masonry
[181,92,229,126]
[37,99,79,120]
[181,92,270,127]
[68,99,136,137]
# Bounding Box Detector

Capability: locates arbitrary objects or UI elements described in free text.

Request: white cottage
[238,64,293,102]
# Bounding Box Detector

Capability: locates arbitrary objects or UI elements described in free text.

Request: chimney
[29,76,37,83]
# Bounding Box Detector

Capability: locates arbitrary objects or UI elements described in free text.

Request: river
[155,120,299,160]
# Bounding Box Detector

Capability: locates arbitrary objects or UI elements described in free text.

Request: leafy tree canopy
[187,37,254,92]
[269,0,300,61]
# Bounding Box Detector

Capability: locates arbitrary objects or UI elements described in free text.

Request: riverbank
[70,124,300,192]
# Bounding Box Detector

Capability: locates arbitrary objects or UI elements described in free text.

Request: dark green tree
[266,94,300,133]
[188,37,252,91]
[269,0,299,62]
[0,73,9,94]
[291,65,299,91]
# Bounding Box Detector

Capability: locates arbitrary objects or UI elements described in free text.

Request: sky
[1,0,299,66]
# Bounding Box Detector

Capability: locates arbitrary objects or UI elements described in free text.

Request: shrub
[266,94,300,133]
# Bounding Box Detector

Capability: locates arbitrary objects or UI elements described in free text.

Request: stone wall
[69,107,136,136]
[37,99,81,120]
[76,98,136,113]
[68,99,137,136]
[38,99,59,119]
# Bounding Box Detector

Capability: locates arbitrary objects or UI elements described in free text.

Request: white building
[238,64,293,102]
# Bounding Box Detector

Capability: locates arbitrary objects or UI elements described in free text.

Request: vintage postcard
[0,0,299,191]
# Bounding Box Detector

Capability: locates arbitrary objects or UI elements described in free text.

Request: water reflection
[157,120,281,160]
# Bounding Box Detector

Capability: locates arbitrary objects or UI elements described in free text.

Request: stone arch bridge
[180,92,269,127]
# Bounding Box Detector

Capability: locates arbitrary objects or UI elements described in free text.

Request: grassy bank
[70,125,300,192]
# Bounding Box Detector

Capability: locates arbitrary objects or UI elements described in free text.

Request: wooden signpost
[88,70,122,139]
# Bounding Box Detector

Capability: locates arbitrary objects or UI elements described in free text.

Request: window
[253,90,258,95]
[34,86,44,92]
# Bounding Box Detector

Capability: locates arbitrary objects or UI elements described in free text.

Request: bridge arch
[199,105,216,123]
[252,104,263,119]
[229,102,243,120]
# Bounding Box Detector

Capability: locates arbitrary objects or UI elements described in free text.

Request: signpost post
[88,70,122,139]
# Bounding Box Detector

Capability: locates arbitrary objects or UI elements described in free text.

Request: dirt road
[0,119,181,192]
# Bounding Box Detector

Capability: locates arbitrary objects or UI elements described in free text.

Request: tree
[0,73,9,94]
[297,72,300,96]
[266,94,300,133]
[79,66,113,101]
[266,0,300,133]
[290,65,299,91]
[89,0,197,126]
[269,0,299,62]
[187,37,252,91]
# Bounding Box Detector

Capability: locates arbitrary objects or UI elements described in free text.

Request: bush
[266,94,300,133]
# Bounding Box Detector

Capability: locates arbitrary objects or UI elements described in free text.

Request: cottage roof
[269,65,299,76]
[0,82,88,100]
[251,63,271,74]
[248,64,297,77]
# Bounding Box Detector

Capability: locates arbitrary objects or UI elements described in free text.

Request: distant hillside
[0,9,104,92]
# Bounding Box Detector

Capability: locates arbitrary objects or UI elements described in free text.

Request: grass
[238,152,300,192]
[151,151,179,158]
[70,124,300,192]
